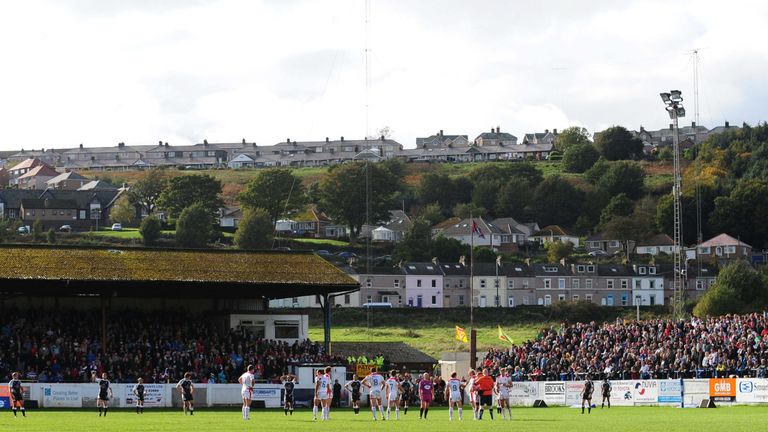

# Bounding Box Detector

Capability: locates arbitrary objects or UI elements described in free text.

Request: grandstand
[0,245,359,384]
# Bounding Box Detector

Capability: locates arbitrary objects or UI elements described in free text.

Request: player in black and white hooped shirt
[133,378,146,414]
[177,372,195,415]
[8,372,25,417]
[281,374,296,416]
[92,371,113,417]
[344,375,362,415]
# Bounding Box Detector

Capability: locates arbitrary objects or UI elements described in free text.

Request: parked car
[337,251,357,259]
[274,246,291,251]
[314,250,331,256]
[59,225,72,232]
[588,250,609,257]
[111,223,122,231]
[17,225,30,234]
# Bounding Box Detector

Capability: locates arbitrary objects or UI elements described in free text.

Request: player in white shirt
[314,366,333,421]
[495,367,512,420]
[312,370,323,420]
[363,367,386,420]
[444,371,464,421]
[238,365,255,420]
[466,369,478,419]
[384,370,402,420]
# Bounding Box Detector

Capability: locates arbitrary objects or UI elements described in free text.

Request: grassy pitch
[0,406,765,432]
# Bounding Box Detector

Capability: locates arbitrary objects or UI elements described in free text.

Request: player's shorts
[420,393,433,403]
[499,390,509,400]
[369,389,382,399]
[449,393,462,403]
[242,388,253,399]
[352,392,361,402]
[603,392,611,398]
[136,395,145,402]
[582,394,592,401]
[469,392,477,403]
[98,392,109,401]
[11,392,23,402]
[183,392,194,402]
[317,390,329,400]
[284,394,294,404]
[480,394,493,406]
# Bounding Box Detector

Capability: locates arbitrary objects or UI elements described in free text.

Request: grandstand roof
[331,342,437,366]
[0,245,358,299]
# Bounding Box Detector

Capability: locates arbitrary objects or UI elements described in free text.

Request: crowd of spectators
[0,309,342,384]
[484,313,768,381]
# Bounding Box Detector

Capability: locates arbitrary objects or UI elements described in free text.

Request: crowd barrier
[0,378,766,409]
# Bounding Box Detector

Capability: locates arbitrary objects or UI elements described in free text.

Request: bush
[32,219,44,241]
[693,261,768,316]
[234,208,273,250]
[139,215,162,245]
[175,203,216,248]
[563,143,600,173]
[46,228,57,244]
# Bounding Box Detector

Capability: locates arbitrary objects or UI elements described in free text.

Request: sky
[0,0,766,151]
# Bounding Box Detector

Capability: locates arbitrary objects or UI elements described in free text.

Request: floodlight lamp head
[670,90,683,102]
[660,92,671,103]
[676,107,686,118]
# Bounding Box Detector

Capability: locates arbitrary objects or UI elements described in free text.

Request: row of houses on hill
[270,259,719,309]
[1,122,739,171]
[0,188,122,232]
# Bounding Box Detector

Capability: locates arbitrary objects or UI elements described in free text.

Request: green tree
[139,215,162,245]
[472,179,503,218]
[417,202,444,226]
[585,157,610,184]
[599,193,634,226]
[710,179,768,248]
[594,126,644,160]
[563,143,600,173]
[596,161,646,200]
[235,208,273,250]
[110,195,137,227]
[319,162,403,241]
[418,172,472,213]
[693,261,768,316]
[554,126,591,152]
[0,219,7,243]
[239,168,305,225]
[603,212,654,256]
[128,168,168,216]
[32,219,44,241]
[469,162,543,186]
[430,236,469,263]
[531,176,584,227]
[158,174,223,218]
[495,179,534,220]
[452,203,486,219]
[393,218,433,262]
[175,203,216,248]
[547,240,574,263]
[46,228,57,244]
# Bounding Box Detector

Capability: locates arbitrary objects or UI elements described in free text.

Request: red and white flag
[471,220,485,238]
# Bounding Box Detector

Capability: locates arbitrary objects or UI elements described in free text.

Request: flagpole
[469,210,476,370]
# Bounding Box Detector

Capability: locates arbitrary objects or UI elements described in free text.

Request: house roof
[472,262,503,276]
[21,198,78,209]
[596,264,634,277]
[699,233,752,249]
[532,225,575,237]
[502,263,531,277]
[330,342,436,365]
[46,171,87,185]
[17,164,58,180]
[491,217,526,235]
[384,210,412,232]
[401,262,444,276]
[0,245,358,299]
[637,233,675,247]
[530,263,570,276]
[9,158,44,171]
[432,217,461,231]
[439,263,470,276]
[77,180,118,191]
[439,217,506,236]
[586,232,618,242]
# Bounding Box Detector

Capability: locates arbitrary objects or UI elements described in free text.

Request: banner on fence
[709,378,736,402]
[542,382,566,405]
[123,384,165,407]
[633,380,659,403]
[608,381,635,406]
[658,380,682,403]
[509,382,538,405]
[736,379,768,403]
[43,385,82,408]
[565,382,585,406]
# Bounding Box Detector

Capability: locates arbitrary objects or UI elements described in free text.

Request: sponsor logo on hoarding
[544,383,565,394]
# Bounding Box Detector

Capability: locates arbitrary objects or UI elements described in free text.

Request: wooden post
[470,329,477,369]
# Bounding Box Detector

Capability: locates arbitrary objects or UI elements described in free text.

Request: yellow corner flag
[455,326,468,343]
[498,325,513,344]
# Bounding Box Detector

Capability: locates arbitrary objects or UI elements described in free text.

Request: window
[544,295,552,306]
[573,279,580,289]
[696,280,704,290]
[577,265,585,273]
[699,246,711,254]
[649,295,656,306]
[394,280,400,288]
[344,294,351,305]
[607,279,615,289]
[417,279,422,288]
[459,279,465,288]
[587,265,595,273]
[544,266,558,273]
[508,296,515,307]
[507,280,515,289]
[315,295,322,305]
[367,295,373,304]
[649,280,656,289]
[724,246,736,254]
[431,279,436,288]
[621,294,628,306]
[609,240,620,248]
[621,279,628,289]
[431,295,436,305]
[365,279,372,288]
[544,279,551,289]
[480,279,486,289]
[639,267,647,275]
[649,267,656,275]
[558,278,566,289]
[458,295,465,306]
[586,279,593,289]
[635,280,641,289]
[538,298,544,305]
[274,320,299,339]
[606,295,614,306]
[445,281,451,289]
[558,294,566,302]
[522,280,529,289]
[585,294,593,302]
[572,294,579,301]
[523,296,529,305]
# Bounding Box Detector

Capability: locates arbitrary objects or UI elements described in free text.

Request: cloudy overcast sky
[0,0,766,151]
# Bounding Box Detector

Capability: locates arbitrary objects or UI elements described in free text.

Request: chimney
[496,126,500,133]
[79,144,83,149]
[491,126,494,133]
[203,139,208,145]
[669,124,674,130]
[545,129,549,134]
[459,255,466,266]
[340,136,344,142]
[159,140,163,146]
[287,138,290,143]
[439,129,444,137]
[380,135,385,142]
[691,121,696,128]
[640,125,645,132]
[242,138,246,144]
[165,142,169,147]
[725,121,730,128]
[553,128,557,134]
[432,257,439,265]
[325,137,329,143]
